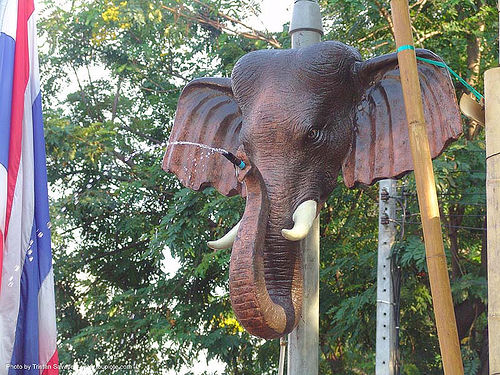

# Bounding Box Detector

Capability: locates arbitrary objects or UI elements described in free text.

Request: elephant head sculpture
[163,41,461,339]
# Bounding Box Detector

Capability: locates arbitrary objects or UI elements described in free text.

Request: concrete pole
[376,180,398,375]
[287,2,323,375]
[287,218,320,374]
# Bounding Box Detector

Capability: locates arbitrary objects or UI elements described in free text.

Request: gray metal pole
[287,2,323,375]
[289,0,323,48]
[287,218,320,374]
[376,180,398,375]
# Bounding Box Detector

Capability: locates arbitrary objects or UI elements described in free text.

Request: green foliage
[39,0,495,373]
[395,235,427,272]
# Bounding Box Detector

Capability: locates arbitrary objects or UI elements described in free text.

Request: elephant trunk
[229,161,303,339]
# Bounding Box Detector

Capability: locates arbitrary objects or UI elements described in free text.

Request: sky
[247,0,291,33]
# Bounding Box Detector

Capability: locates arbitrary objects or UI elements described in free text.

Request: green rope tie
[396,44,484,101]
[396,44,415,53]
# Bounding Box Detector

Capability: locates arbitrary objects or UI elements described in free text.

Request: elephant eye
[307,129,321,142]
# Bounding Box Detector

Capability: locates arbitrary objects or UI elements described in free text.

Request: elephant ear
[342,49,462,188]
[163,77,243,196]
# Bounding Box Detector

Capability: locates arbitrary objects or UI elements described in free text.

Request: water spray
[167,141,246,170]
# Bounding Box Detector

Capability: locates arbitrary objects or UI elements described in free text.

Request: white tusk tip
[281,200,317,241]
[207,221,241,250]
[207,241,223,250]
[281,228,308,241]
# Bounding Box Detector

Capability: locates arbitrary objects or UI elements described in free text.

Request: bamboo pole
[287,2,323,374]
[389,1,464,374]
[485,67,500,375]
[486,4,500,371]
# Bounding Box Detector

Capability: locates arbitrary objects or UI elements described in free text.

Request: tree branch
[415,30,441,45]
[115,116,164,145]
[373,0,394,36]
[191,0,281,47]
[111,75,123,123]
[85,240,149,264]
[85,64,105,123]
[161,4,281,48]
[411,0,429,17]
[357,25,390,43]
[113,150,135,168]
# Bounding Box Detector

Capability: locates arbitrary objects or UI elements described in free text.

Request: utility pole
[376,180,398,375]
[287,1,323,374]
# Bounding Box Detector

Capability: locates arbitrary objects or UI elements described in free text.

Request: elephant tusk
[208,221,241,250]
[281,200,317,241]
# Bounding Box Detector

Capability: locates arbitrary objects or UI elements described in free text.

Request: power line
[402,213,485,217]
[401,221,486,231]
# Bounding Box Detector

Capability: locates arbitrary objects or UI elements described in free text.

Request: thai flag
[0,0,58,373]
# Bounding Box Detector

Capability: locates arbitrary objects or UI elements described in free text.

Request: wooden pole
[486,4,500,371]
[389,1,464,374]
[288,2,322,374]
[485,67,500,375]
[376,180,398,375]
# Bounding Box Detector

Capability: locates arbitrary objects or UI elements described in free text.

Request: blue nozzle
[222,151,246,170]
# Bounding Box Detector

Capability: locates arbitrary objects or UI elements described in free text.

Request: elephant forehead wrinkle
[232,51,295,107]
[296,66,349,93]
[248,87,297,116]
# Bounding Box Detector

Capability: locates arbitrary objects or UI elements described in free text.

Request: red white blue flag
[0,0,58,373]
